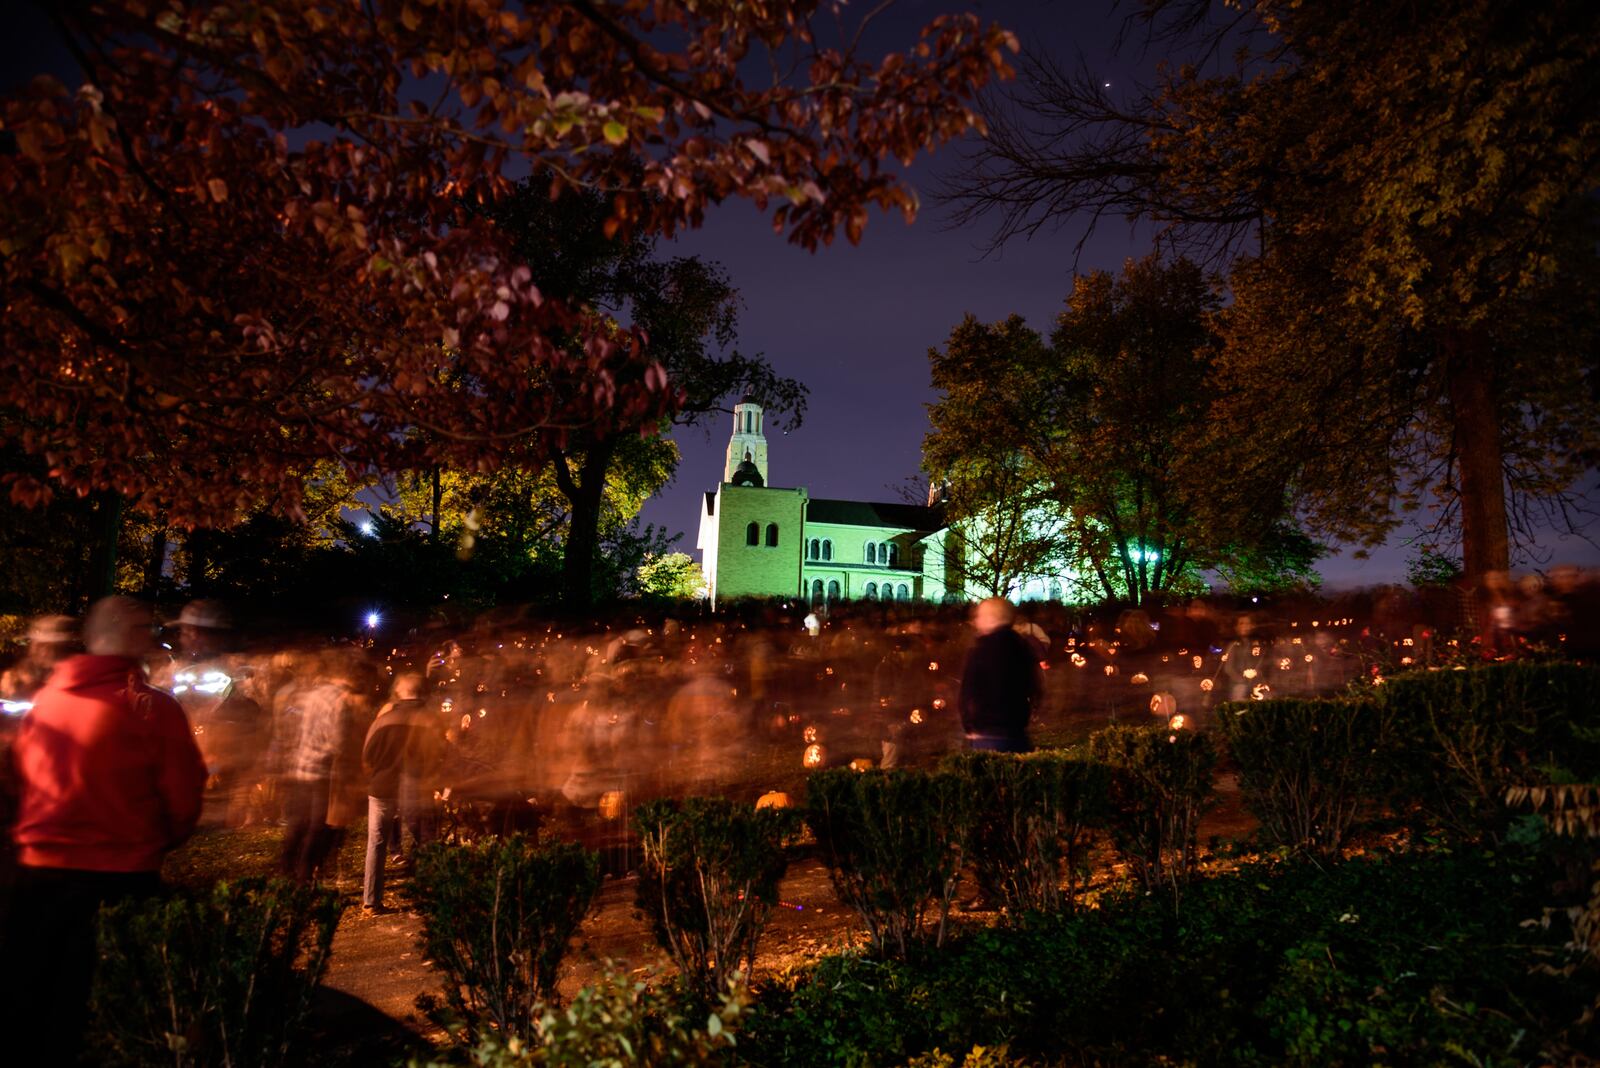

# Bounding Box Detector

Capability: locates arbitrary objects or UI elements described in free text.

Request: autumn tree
[943,0,1600,630]
[482,178,804,607]
[923,314,1075,599]
[0,0,1017,531]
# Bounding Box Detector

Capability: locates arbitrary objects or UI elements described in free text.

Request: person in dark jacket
[361,673,433,911]
[958,597,1041,753]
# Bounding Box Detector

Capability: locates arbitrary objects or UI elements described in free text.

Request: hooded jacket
[11,654,207,872]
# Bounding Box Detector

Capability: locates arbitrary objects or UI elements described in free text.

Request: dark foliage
[1215,697,1394,857]
[745,846,1586,1066]
[939,750,1108,916]
[1086,724,1215,893]
[91,878,342,1068]
[804,769,975,958]
[413,837,601,1043]
[632,797,801,999]
[1380,663,1600,837]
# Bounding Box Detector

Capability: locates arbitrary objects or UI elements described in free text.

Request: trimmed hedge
[414,836,601,1042]
[1215,698,1393,857]
[940,750,1108,916]
[633,797,801,998]
[1380,663,1600,835]
[1087,724,1215,890]
[805,768,974,957]
[743,846,1584,1066]
[92,878,342,1068]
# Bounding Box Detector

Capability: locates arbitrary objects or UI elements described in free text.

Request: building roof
[806,497,945,530]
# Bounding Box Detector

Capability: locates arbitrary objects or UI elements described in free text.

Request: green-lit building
[698,396,1071,609]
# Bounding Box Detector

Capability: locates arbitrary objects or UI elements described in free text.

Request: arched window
[881,584,894,601]
[864,582,878,599]
[811,578,824,603]
[766,523,779,547]
[746,522,759,546]
[827,580,840,601]
[888,544,899,567]
[897,584,909,601]
[808,538,820,560]
[866,543,876,565]
[822,539,833,561]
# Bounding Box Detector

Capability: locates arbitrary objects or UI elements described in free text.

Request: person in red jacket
[0,596,206,1061]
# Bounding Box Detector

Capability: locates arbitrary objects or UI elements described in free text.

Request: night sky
[6,1,1596,587]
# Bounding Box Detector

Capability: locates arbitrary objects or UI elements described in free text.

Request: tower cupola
[724,394,769,485]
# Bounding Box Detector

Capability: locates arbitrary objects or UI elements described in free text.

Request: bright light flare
[365,611,380,629]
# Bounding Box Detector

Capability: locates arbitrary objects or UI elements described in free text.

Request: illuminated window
[766,523,779,547]
[746,522,759,546]
[864,582,878,598]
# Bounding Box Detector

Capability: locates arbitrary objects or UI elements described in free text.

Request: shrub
[91,878,342,1068]
[633,797,801,999]
[1380,663,1600,836]
[411,964,749,1067]
[414,836,601,1043]
[805,768,974,957]
[1215,697,1393,857]
[743,847,1582,1067]
[940,750,1108,915]
[1086,724,1215,892]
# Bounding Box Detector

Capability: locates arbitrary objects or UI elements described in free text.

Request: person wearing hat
[158,600,265,826]
[1,614,80,708]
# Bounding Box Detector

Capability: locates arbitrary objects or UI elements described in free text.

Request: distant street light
[365,611,380,629]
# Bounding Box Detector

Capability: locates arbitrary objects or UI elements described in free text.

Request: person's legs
[1,867,159,1063]
[279,778,312,878]
[363,795,395,908]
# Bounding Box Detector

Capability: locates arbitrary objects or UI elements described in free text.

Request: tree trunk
[1444,326,1510,651]
[142,525,168,597]
[553,440,618,611]
[430,467,443,545]
[85,492,124,604]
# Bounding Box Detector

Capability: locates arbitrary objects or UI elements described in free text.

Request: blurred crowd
[2,570,1597,881]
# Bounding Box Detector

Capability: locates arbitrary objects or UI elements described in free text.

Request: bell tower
[724,393,769,485]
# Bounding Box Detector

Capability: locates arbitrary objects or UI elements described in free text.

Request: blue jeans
[363,795,399,907]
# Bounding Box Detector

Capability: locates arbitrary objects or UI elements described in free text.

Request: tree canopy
[0,0,1017,525]
[943,0,1600,604]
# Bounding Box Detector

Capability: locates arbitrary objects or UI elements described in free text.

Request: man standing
[958,597,1041,753]
[1,596,207,1059]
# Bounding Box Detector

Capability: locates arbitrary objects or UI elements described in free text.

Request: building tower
[724,393,769,485]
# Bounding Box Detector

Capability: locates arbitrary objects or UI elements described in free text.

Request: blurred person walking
[959,597,1040,753]
[274,653,353,883]
[0,597,205,1062]
[361,672,435,912]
